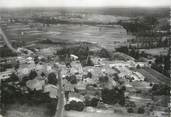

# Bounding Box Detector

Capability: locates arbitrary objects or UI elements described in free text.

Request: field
[1,22,133,50]
[4,103,147,117]
[139,48,169,56]
[136,68,170,85]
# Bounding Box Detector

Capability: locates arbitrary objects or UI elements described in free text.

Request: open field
[4,104,147,117]
[139,48,169,56]
[65,111,146,117]
[136,68,170,85]
[0,22,133,50]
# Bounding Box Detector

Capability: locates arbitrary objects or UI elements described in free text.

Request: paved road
[0,27,17,53]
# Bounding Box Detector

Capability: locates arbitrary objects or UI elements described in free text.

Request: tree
[86,56,94,66]
[47,72,58,85]
[99,76,109,83]
[101,87,125,105]
[14,61,20,70]
[116,46,129,54]
[29,70,37,80]
[84,97,99,107]
[87,72,92,78]
[137,107,145,114]
[9,73,19,82]
[98,48,111,59]
[164,53,170,75]
[142,16,158,27]
[70,75,77,84]
[34,56,39,64]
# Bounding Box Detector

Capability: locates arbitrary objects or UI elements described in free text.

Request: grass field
[137,68,170,85]
[139,48,169,56]
[4,104,147,117]
[1,22,133,50]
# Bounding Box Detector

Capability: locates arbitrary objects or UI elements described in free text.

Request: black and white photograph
[0,0,170,117]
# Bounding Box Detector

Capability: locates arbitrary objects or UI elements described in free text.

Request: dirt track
[0,27,17,53]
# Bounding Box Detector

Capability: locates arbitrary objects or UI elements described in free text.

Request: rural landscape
[0,5,170,117]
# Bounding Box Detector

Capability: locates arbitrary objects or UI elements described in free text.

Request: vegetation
[0,47,17,57]
[119,16,159,34]
[65,101,84,111]
[116,45,170,77]
[137,107,145,114]
[84,97,99,107]
[66,75,78,84]
[151,53,170,77]
[47,72,58,85]
[29,70,38,80]
[116,46,141,59]
[101,87,125,106]
[98,48,112,59]
[151,84,170,96]
[56,46,94,66]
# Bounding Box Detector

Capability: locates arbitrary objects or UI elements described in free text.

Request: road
[54,69,65,117]
[0,27,18,53]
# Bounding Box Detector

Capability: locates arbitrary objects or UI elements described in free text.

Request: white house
[70,54,79,61]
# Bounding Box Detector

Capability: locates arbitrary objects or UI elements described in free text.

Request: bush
[84,98,99,107]
[137,107,145,114]
[69,75,77,84]
[65,104,71,111]
[99,76,109,83]
[66,101,84,111]
[127,108,134,113]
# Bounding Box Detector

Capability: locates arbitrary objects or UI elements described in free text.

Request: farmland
[136,68,170,85]
[0,22,133,50]
[139,48,169,56]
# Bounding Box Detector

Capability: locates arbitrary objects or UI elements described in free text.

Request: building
[0,69,13,80]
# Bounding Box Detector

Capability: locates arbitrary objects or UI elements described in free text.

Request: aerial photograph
[0,0,170,117]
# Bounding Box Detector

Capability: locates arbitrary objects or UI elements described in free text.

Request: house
[17,48,34,56]
[44,84,59,98]
[109,61,132,68]
[133,72,145,81]
[63,80,75,92]
[0,70,13,80]
[68,97,84,103]
[26,79,45,91]
[17,67,31,79]
[75,81,87,91]
[151,111,169,117]
[70,54,79,61]
[70,61,83,74]
[135,62,149,68]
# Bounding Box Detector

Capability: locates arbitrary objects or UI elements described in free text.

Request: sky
[0,0,170,8]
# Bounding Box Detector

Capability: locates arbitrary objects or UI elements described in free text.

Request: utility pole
[54,65,64,117]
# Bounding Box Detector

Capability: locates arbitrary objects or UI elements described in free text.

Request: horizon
[0,6,170,9]
[0,0,170,8]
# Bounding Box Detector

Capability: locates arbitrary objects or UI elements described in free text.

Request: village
[0,5,170,117]
[0,44,169,117]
